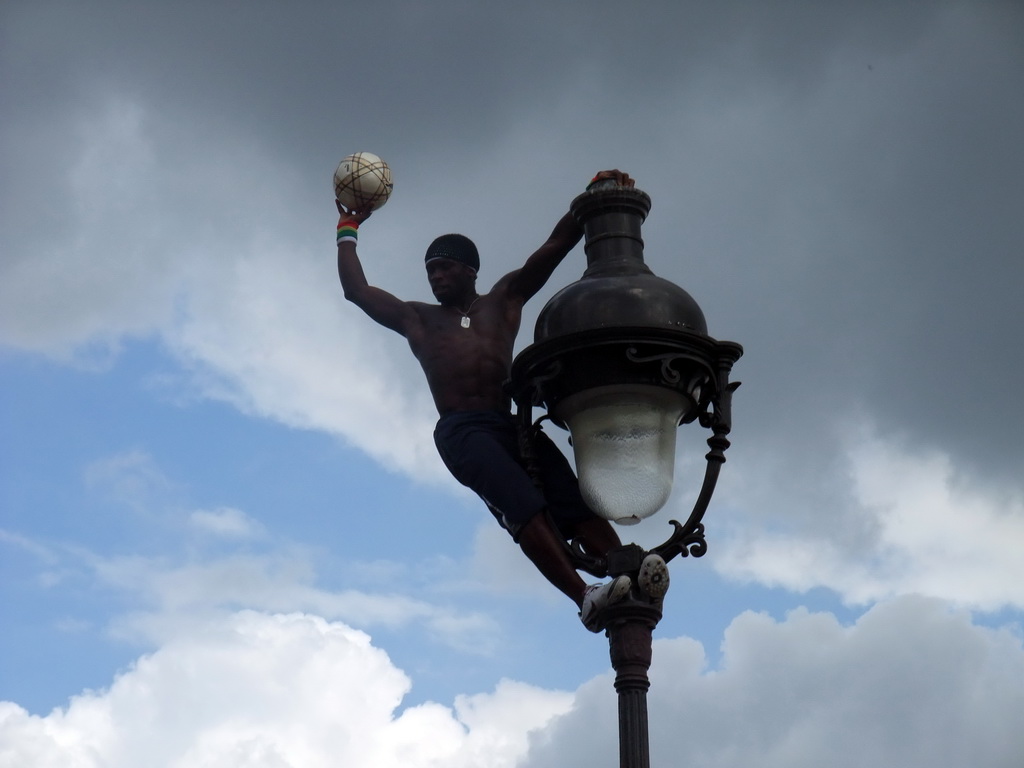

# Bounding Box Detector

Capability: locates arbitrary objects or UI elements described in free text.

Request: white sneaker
[579,575,632,632]
[637,553,670,599]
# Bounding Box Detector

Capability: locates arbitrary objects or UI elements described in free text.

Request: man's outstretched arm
[503,169,635,303]
[336,203,418,336]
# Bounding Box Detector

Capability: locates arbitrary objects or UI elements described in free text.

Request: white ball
[333,152,393,212]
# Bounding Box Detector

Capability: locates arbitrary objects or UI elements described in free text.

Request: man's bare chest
[409,306,516,370]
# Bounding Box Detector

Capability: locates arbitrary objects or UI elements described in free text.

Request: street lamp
[508,181,742,768]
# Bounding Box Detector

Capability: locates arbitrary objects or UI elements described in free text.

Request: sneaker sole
[638,555,670,599]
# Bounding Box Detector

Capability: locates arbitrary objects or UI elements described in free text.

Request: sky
[2,1,1023,766]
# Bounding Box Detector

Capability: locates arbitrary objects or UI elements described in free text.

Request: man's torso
[406,291,523,414]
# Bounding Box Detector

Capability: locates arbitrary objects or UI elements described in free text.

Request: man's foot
[637,553,670,599]
[579,575,632,632]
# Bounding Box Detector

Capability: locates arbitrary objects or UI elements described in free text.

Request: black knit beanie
[424,234,480,273]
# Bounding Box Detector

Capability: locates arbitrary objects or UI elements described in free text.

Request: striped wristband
[336,220,359,245]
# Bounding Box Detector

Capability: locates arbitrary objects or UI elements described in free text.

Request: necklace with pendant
[457,296,480,328]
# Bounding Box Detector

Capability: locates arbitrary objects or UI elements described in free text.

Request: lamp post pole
[509,181,741,768]
[604,552,662,768]
[608,606,658,768]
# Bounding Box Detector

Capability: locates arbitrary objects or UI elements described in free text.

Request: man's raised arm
[504,170,635,303]
[335,203,417,336]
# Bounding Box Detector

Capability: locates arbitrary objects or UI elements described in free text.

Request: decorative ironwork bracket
[625,347,704,388]
[650,367,740,563]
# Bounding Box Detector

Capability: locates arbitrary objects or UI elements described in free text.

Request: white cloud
[0,88,445,479]
[165,236,444,481]
[0,611,570,768]
[188,507,265,539]
[2,599,1019,768]
[0,97,179,362]
[10,447,501,656]
[84,548,501,657]
[0,529,59,566]
[83,449,178,515]
[524,596,1024,768]
[716,424,1024,611]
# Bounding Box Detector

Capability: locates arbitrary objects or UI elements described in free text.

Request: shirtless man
[336,170,663,631]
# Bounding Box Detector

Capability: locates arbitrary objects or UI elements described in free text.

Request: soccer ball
[333,152,393,212]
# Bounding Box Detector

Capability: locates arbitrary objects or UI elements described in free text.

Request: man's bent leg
[517,511,633,632]
[516,513,588,607]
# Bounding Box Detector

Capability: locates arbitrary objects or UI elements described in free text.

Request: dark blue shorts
[433,410,597,541]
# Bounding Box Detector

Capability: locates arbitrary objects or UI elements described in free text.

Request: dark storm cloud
[611,3,1024,494]
[4,0,1022,514]
[0,2,946,166]
[5,1,600,170]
